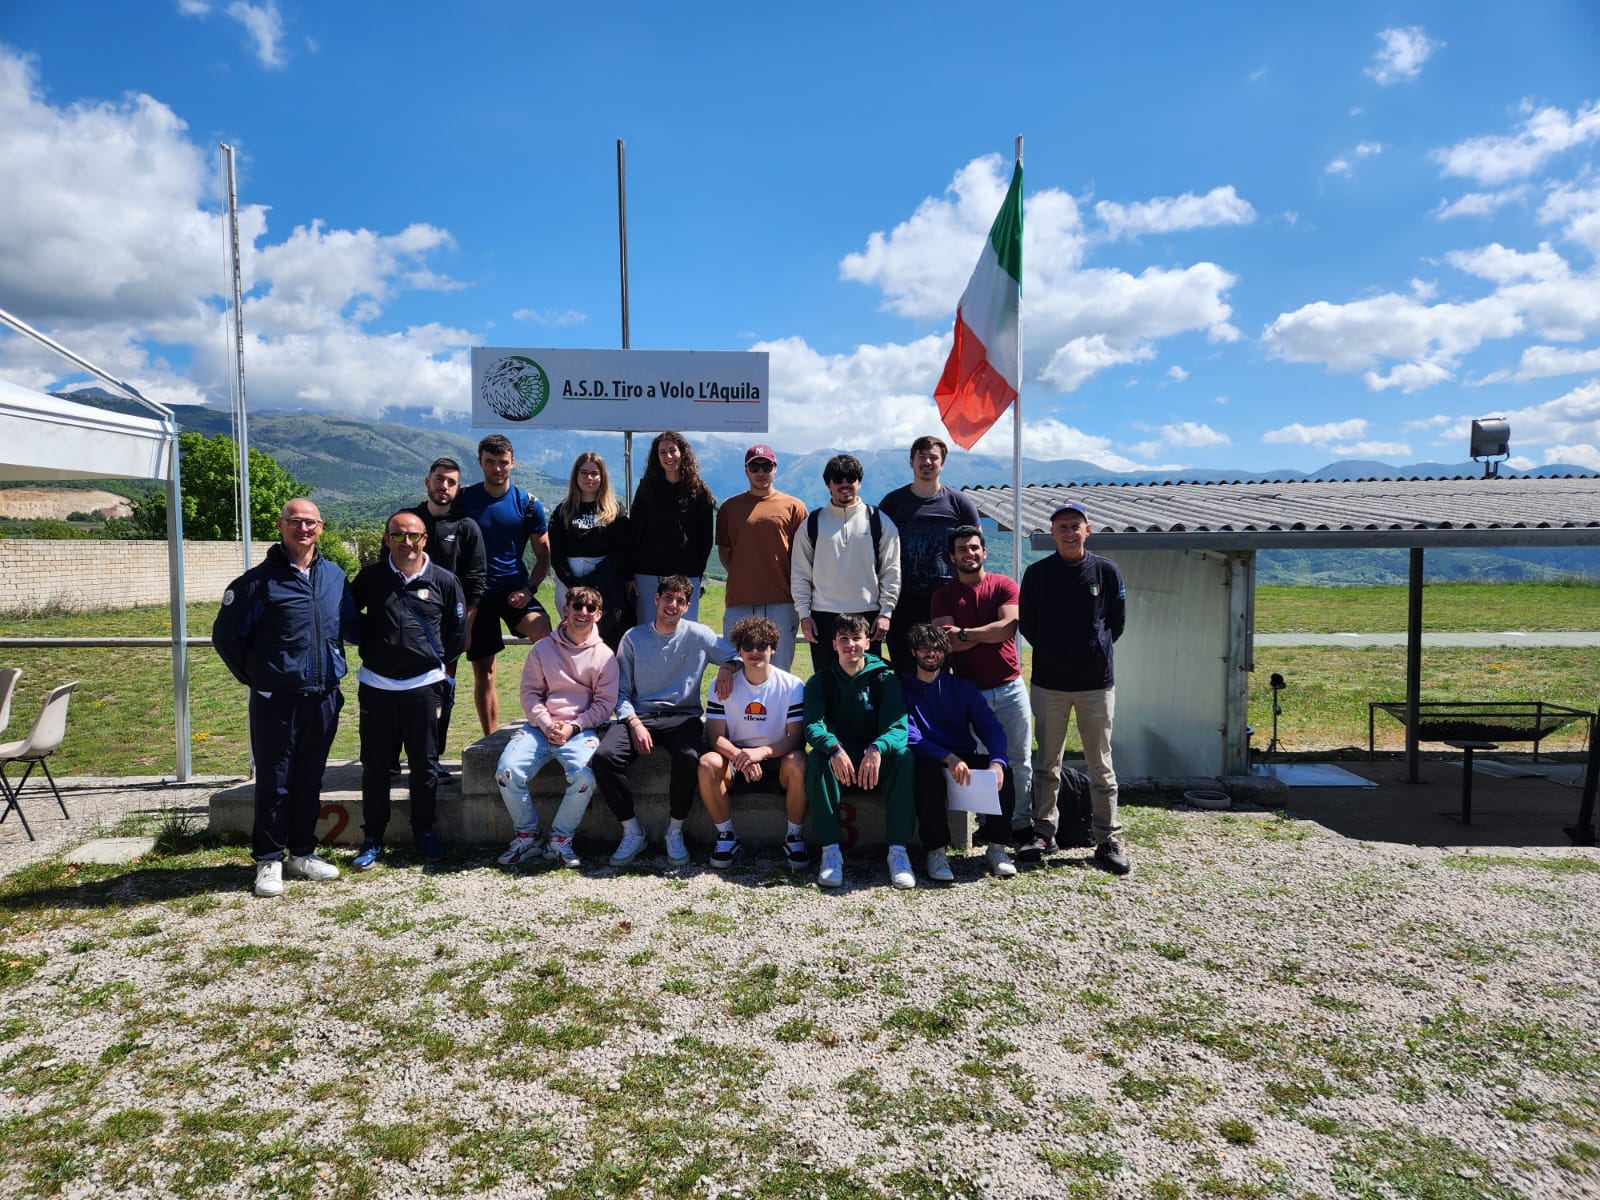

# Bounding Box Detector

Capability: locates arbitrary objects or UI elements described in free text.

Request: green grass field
[0,581,1595,775]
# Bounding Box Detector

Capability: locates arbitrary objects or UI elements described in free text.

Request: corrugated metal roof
[964,474,1600,550]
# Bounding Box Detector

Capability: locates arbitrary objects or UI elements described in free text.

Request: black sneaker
[1093,839,1131,876]
[709,832,740,870]
[783,834,810,871]
[1016,834,1057,862]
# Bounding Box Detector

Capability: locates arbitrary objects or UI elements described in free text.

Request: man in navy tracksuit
[213,498,352,898]
[343,509,467,869]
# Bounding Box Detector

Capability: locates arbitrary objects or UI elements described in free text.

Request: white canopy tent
[0,378,174,482]
[0,312,192,780]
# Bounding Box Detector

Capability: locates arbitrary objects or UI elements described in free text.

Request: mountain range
[25,393,1600,585]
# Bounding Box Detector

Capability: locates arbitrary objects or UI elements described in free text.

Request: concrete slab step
[210,724,973,855]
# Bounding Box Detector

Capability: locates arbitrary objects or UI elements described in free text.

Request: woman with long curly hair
[548,451,633,649]
[628,430,716,624]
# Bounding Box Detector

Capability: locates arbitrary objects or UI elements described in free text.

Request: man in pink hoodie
[494,586,620,868]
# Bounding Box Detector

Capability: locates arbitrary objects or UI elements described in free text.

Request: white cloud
[1040,334,1153,392]
[1434,99,1600,185]
[1166,365,1188,382]
[749,334,950,454]
[1129,440,1163,458]
[1544,443,1600,469]
[1326,142,1384,177]
[513,308,587,326]
[1262,419,1369,445]
[1366,26,1439,86]
[1493,379,1600,453]
[0,45,473,421]
[1539,179,1600,254]
[1446,242,1569,285]
[1363,361,1454,392]
[1329,440,1412,458]
[226,2,287,69]
[841,156,1241,394]
[1161,421,1230,448]
[178,0,287,68]
[1434,186,1532,220]
[1488,344,1600,382]
[1262,289,1522,387]
[1094,186,1256,240]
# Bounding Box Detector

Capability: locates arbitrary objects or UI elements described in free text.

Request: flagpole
[1011,135,1024,580]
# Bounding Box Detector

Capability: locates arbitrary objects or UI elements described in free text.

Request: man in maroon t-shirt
[929,523,1033,837]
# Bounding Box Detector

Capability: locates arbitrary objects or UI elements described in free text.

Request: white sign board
[471,347,769,433]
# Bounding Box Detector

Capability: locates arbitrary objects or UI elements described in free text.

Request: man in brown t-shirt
[716,444,808,670]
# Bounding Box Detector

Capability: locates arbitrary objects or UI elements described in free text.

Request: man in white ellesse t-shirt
[697,615,808,871]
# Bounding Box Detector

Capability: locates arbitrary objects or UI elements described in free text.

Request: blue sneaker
[351,840,382,871]
[416,831,447,863]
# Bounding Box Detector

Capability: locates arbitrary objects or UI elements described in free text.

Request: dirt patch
[0,487,132,519]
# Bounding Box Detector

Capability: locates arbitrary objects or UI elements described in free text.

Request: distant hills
[21,393,1600,584]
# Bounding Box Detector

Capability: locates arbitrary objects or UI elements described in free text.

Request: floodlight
[1470,418,1510,478]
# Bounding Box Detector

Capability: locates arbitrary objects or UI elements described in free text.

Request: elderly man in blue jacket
[213,498,352,898]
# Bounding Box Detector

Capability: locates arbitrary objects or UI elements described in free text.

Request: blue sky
[2,2,1598,473]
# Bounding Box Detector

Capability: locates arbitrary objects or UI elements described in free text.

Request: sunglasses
[569,602,600,612]
[738,641,775,652]
[387,530,425,543]
[746,461,775,472]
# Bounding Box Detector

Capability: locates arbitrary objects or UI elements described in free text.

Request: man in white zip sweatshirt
[789,453,901,675]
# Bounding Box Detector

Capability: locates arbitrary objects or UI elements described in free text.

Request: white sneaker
[548,835,581,869]
[817,843,844,889]
[254,860,284,898]
[497,832,548,867]
[887,845,916,890]
[664,827,690,866]
[285,853,339,882]
[610,827,648,866]
[986,843,1018,878]
[924,849,954,883]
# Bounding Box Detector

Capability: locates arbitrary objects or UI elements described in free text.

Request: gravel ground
[1,789,1598,1199]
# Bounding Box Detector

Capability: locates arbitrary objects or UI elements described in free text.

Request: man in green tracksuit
[803,613,916,890]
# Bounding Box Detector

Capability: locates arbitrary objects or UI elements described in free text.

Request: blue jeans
[977,677,1034,829]
[495,726,601,839]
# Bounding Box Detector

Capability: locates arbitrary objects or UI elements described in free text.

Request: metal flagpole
[221,143,252,565]
[617,139,634,504]
[1012,135,1024,579]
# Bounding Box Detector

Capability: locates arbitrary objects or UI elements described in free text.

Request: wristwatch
[957,629,969,643]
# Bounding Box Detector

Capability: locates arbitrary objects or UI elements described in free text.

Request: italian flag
[935,158,1022,451]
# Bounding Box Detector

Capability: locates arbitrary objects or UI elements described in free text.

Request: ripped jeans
[495,726,601,840]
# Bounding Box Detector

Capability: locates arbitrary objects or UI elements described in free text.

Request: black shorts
[728,758,786,795]
[466,589,549,662]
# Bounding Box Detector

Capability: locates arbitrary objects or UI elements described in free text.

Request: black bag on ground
[1056,766,1094,848]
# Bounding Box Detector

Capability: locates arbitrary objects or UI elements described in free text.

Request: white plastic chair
[0,681,79,841]
[0,668,20,738]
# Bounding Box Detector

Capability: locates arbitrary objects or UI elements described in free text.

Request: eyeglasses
[738,641,775,652]
[387,530,425,543]
[282,517,322,528]
[569,602,599,612]
[746,462,775,472]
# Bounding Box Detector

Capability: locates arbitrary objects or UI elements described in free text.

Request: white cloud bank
[0,45,471,418]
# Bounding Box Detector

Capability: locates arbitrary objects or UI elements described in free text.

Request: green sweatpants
[805,741,915,847]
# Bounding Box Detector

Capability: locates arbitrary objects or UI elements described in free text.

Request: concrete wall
[0,539,271,614]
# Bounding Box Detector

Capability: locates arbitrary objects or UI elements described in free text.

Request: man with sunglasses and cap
[343,510,467,870]
[697,615,808,871]
[716,444,807,671]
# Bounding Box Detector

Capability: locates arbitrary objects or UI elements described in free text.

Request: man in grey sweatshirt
[591,574,738,867]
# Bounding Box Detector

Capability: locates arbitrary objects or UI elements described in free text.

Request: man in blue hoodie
[213,498,351,898]
[900,623,1016,882]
